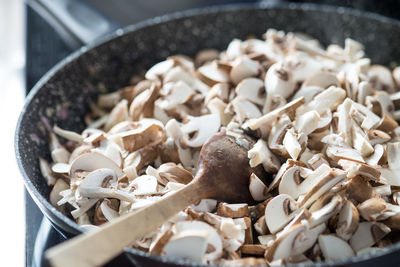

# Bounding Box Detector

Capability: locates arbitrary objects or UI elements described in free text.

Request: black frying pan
[15,3,400,267]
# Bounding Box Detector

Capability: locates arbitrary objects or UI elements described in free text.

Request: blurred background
[1,0,400,266]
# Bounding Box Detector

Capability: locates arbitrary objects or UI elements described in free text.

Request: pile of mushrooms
[41,28,400,265]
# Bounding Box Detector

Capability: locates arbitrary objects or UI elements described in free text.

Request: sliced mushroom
[145,59,175,80]
[368,65,396,93]
[235,78,265,105]
[248,139,280,173]
[349,222,391,252]
[318,234,355,260]
[299,86,346,115]
[230,97,262,124]
[69,152,124,178]
[230,56,260,84]
[357,198,400,221]
[78,168,133,202]
[265,194,299,234]
[197,61,230,86]
[217,203,249,218]
[180,114,220,147]
[338,159,380,181]
[326,145,365,163]
[308,195,343,228]
[129,175,159,196]
[345,176,377,204]
[249,173,269,201]
[335,199,360,240]
[283,128,303,160]
[39,157,58,186]
[49,178,69,209]
[191,199,217,213]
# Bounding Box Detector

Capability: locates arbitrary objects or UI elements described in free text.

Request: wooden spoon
[45,131,266,267]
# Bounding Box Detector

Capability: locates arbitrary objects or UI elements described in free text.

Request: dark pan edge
[15,2,400,267]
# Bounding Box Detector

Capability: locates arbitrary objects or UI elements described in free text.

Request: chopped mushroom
[44,28,400,264]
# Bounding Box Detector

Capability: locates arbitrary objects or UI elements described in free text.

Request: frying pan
[15,2,400,266]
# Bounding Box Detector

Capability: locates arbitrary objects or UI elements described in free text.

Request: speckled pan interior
[15,3,400,267]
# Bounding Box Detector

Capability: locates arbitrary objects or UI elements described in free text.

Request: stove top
[24,1,400,267]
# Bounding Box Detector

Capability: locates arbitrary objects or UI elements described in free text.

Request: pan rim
[15,2,400,266]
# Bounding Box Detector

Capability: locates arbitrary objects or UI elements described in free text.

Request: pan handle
[27,0,120,49]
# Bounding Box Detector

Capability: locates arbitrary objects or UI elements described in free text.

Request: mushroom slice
[163,230,208,263]
[249,173,269,201]
[205,83,230,104]
[180,114,220,147]
[195,49,219,67]
[278,164,314,199]
[217,203,249,218]
[268,160,306,192]
[368,65,396,93]
[198,61,230,86]
[265,224,306,261]
[366,144,386,167]
[145,59,175,80]
[235,78,265,105]
[283,128,303,160]
[367,129,390,145]
[293,110,320,135]
[92,140,123,168]
[129,175,159,196]
[53,125,84,143]
[301,71,340,89]
[335,200,360,240]
[265,194,299,234]
[230,56,260,84]
[318,235,355,260]
[299,86,346,115]
[248,139,280,173]
[191,199,217,213]
[49,178,69,208]
[239,244,267,256]
[268,115,292,157]
[291,222,326,256]
[357,198,400,221]
[326,145,365,163]
[51,163,70,174]
[338,159,380,182]
[156,163,193,185]
[39,157,58,186]
[350,102,381,130]
[308,195,343,228]
[349,222,391,252]
[78,168,133,202]
[173,221,223,261]
[69,152,124,178]
[243,97,305,131]
[377,114,398,132]
[230,97,262,124]
[378,142,400,186]
[99,199,119,222]
[292,86,323,104]
[163,81,196,109]
[345,176,377,203]
[119,119,165,152]
[298,167,346,208]
[207,97,232,126]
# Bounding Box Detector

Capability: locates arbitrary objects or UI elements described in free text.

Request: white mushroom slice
[51,163,70,174]
[198,62,230,86]
[207,98,232,126]
[299,86,346,115]
[129,175,159,196]
[291,222,326,256]
[163,81,195,109]
[283,128,302,160]
[387,142,400,170]
[338,159,380,181]
[357,198,400,221]
[53,125,84,143]
[352,123,374,157]
[264,62,295,112]
[119,119,165,152]
[249,173,269,201]
[336,200,360,240]
[163,230,208,263]
[336,98,354,146]
[326,145,365,163]
[368,65,396,93]
[248,139,280,173]
[244,97,305,131]
[145,59,174,80]
[349,222,391,252]
[195,49,219,66]
[230,97,262,124]
[191,199,217,213]
[71,198,99,219]
[292,86,323,104]
[318,235,355,260]
[156,163,193,185]
[173,221,223,261]
[39,157,58,186]
[164,66,194,85]
[268,160,305,192]
[230,56,259,84]
[217,203,249,218]
[100,200,119,222]
[105,99,130,131]
[366,91,394,117]
[204,83,229,104]
[92,140,123,167]
[265,224,307,261]
[265,194,299,234]
[69,152,124,178]
[367,129,390,145]
[366,144,386,167]
[279,164,327,199]
[49,178,69,208]
[235,78,265,105]
[350,102,381,130]
[180,114,220,147]
[374,184,392,196]
[301,71,340,89]
[268,115,292,157]
[294,110,320,135]
[308,195,343,228]
[78,168,133,202]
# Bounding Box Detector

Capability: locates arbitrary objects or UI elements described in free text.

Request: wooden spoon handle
[45,180,208,267]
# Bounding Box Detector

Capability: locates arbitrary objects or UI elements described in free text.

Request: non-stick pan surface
[15,3,400,266]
